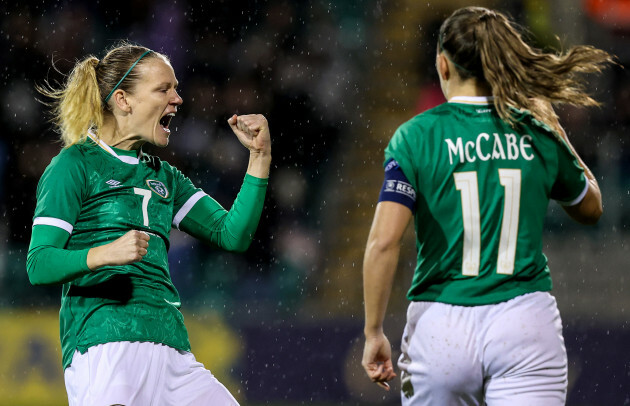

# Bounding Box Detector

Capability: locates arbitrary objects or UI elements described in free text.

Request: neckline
[448,96,494,105]
[87,131,142,165]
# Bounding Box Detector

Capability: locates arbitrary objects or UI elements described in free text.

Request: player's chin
[153,128,171,147]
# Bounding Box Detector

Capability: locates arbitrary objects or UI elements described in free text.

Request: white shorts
[64,341,239,406]
[398,292,567,406]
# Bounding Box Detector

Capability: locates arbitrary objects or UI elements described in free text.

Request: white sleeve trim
[172,191,207,229]
[557,179,589,207]
[33,217,74,234]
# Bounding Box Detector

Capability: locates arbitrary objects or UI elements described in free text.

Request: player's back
[385,97,586,305]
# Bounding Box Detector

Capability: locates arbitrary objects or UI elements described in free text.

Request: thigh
[164,349,239,406]
[482,292,567,406]
[64,342,163,406]
[398,301,484,406]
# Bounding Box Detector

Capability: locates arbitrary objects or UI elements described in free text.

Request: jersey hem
[407,286,552,306]
[556,178,589,206]
[65,338,191,369]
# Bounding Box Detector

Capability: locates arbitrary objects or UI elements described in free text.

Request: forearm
[363,240,400,337]
[27,226,91,285]
[180,175,268,252]
[246,151,271,179]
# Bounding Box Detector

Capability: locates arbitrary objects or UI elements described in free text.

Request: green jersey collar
[87,131,142,165]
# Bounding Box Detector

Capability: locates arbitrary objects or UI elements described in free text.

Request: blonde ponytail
[38,56,103,147]
[39,43,162,147]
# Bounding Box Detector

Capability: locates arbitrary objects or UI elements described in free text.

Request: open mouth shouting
[160,112,175,133]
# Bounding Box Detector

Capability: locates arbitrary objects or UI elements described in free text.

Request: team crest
[146,180,169,198]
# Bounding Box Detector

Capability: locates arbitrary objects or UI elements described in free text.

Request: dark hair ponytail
[439,7,614,126]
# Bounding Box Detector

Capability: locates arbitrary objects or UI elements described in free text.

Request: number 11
[454,169,521,276]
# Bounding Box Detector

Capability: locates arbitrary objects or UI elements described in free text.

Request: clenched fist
[87,230,150,271]
[227,113,272,179]
[227,114,271,156]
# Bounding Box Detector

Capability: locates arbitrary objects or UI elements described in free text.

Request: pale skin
[86,56,271,271]
[361,50,602,390]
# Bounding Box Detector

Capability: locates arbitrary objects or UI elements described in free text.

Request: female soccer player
[27,43,271,405]
[362,6,613,405]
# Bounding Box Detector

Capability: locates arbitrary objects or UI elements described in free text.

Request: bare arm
[531,99,602,225]
[362,201,412,390]
[556,127,602,225]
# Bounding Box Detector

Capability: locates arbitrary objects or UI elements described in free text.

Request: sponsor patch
[146,179,169,198]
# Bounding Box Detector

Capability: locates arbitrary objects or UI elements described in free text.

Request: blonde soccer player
[28,43,271,405]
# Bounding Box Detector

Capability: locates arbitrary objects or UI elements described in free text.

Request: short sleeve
[33,148,88,234]
[384,124,417,191]
[550,139,588,206]
[169,164,207,229]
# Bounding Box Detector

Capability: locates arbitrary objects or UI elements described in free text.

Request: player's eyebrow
[155,81,179,88]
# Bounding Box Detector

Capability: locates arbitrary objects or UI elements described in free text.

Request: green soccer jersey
[385,96,587,305]
[33,134,210,368]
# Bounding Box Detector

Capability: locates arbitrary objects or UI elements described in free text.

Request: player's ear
[436,53,450,82]
[112,90,132,113]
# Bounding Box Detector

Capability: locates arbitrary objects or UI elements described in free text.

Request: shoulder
[148,156,183,178]
[144,155,190,186]
[394,103,454,137]
[44,143,91,174]
[37,143,92,197]
[156,157,176,172]
[509,107,560,140]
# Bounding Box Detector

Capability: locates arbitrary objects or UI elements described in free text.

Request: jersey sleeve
[33,148,88,233]
[169,165,207,229]
[27,225,91,285]
[550,139,588,206]
[178,174,268,252]
[28,148,92,285]
[384,124,418,193]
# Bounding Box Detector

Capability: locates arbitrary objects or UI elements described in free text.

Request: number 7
[133,188,152,227]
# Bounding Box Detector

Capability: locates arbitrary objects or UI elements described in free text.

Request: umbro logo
[106,179,122,187]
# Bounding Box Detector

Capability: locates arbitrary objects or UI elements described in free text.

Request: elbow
[27,264,51,286]
[28,276,46,286]
[26,254,43,286]
[367,236,401,255]
[226,243,251,254]
[27,267,47,286]
[222,228,256,253]
[569,202,603,225]
[580,205,603,225]
[565,186,603,225]
[221,236,252,253]
[26,250,57,286]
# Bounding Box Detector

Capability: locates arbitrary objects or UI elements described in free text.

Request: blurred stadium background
[1,0,628,404]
